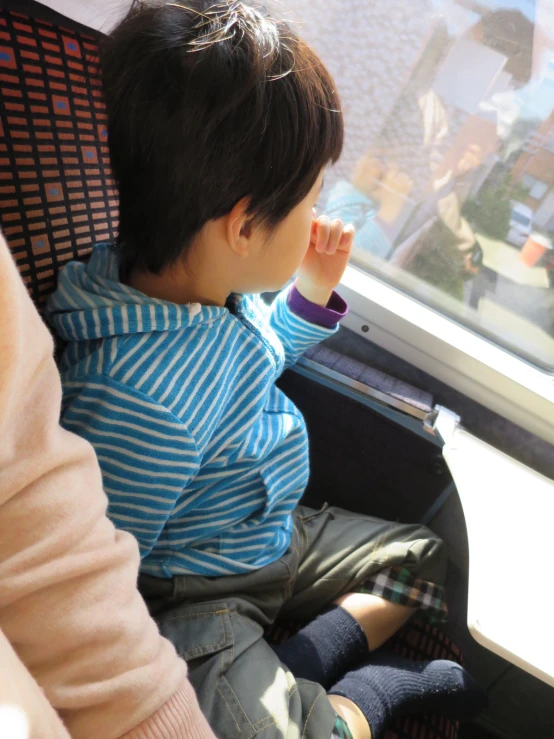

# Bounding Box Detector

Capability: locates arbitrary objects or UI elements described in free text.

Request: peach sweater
[0,231,215,738]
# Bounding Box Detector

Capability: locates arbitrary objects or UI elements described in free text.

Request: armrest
[301,345,434,421]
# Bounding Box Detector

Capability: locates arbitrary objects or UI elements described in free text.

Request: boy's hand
[295,213,355,307]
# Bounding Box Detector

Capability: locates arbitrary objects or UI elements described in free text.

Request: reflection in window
[278,0,554,367]
[511,210,532,227]
[521,174,549,199]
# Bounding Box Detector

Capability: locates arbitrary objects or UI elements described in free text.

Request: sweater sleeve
[0,231,215,739]
[269,284,347,370]
[0,627,71,739]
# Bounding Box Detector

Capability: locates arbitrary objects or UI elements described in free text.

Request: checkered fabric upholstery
[0,6,461,738]
[0,6,117,308]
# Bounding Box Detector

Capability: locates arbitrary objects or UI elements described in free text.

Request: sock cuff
[324,606,369,651]
[270,605,369,689]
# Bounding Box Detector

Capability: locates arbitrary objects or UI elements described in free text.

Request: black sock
[272,606,369,688]
[328,654,487,737]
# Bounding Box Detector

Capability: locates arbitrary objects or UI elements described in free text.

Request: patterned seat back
[0,5,118,309]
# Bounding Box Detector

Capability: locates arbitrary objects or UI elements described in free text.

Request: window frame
[338,264,554,445]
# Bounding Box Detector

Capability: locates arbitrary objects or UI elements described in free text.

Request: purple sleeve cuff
[287,285,348,329]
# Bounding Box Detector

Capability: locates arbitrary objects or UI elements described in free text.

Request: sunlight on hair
[164,1,326,83]
[0,706,29,739]
[168,1,280,58]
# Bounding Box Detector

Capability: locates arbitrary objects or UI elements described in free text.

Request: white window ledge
[443,423,554,686]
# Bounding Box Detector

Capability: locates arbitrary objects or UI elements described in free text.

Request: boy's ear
[226,198,254,257]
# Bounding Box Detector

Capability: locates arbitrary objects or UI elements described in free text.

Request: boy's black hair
[100,0,344,274]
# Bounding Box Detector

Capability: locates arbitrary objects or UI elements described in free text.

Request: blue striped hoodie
[46,244,344,578]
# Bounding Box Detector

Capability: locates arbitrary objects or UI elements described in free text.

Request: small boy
[47,2,485,737]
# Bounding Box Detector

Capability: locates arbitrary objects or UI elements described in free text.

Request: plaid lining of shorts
[355,565,448,623]
[330,714,354,739]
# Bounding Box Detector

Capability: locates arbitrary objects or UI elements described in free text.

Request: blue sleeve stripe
[108,500,173,519]
[268,287,337,369]
[64,404,188,443]
[93,442,198,469]
[101,468,183,496]
[63,418,196,457]
[65,382,186,429]
[61,375,202,558]
[97,455,191,485]
[104,485,177,506]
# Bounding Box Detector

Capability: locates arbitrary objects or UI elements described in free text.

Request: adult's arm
[0,231,215,739]
[0,627,70,738]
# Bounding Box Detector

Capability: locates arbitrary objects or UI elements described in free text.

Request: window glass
[279,0,554,368]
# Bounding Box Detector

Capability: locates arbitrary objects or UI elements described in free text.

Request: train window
[273,0,554,440]
[38,0,554,441]
[286,0,554,366]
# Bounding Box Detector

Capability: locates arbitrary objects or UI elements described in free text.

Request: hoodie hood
[46,243,228,343]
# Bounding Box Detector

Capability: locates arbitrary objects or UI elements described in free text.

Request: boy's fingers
[314,216,355,254]
[315,216,331,253]
[325,219,343,254]
[338,224,356,251]
[310,217,318,246]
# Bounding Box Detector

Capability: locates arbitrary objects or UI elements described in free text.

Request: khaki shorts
[139,505,446,739]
